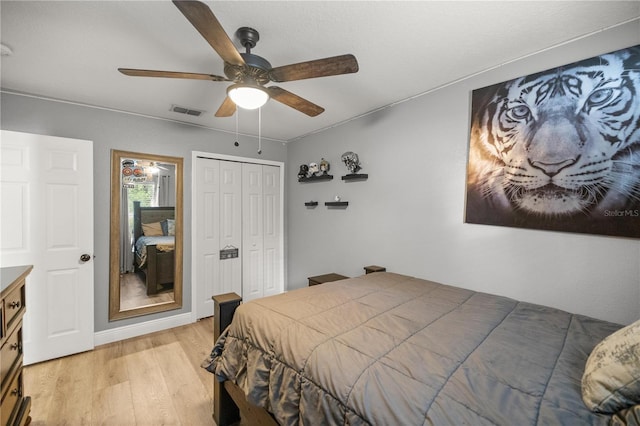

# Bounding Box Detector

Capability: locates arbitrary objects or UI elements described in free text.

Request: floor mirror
[109,149,183,320]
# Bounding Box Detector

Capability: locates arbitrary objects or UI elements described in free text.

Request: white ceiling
[1,1,639,142]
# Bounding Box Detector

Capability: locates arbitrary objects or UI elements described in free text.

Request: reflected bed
[132,201,174,295]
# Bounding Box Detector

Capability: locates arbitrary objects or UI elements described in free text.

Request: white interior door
[262,165,281,298]
[0,130,94,365]
[194,157,242,318]
[242,163,264,302]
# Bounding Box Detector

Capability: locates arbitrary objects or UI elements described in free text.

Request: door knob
[80,253,92,262]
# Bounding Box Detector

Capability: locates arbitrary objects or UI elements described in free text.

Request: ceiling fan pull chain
[234,111,239,147]
[258,107,262,155]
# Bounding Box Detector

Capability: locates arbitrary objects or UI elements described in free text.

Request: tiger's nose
[530,158,577,177]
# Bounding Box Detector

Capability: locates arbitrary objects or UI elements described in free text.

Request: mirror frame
[109,149,184,320]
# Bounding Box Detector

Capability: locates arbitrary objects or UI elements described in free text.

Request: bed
[204,272,640,425]
[132,201,175,295]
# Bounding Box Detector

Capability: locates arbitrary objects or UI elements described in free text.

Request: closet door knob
[80,253,92,262]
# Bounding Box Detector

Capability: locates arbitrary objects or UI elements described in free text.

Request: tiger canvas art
[465,45,640,238]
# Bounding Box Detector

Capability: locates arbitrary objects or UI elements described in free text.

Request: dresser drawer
[1,369,24,426]
[1,325,22,396]
[4,283,25,331]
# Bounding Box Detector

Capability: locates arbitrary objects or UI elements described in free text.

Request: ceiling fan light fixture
[227,84,269,110]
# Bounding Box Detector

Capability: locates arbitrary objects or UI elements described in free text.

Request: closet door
[194,154,283,317]
[262,165,281,297]
[219,161,242,295]
[194,158,242,318]
[242,163,264,301]
[242,164,282,301]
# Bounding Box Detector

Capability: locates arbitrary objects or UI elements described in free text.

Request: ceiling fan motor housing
[224,52,271,85]
[224,27,272,85]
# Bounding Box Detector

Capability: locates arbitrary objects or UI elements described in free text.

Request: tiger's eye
[509,105,531,120]
[586,88,615,107]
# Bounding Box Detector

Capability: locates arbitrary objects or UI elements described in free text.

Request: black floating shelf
[298,174,333,183]
[304,201,318,207]
[342,173,368,181]
[325,201,349,207]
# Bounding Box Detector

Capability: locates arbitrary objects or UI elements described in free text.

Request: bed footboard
[212,293,278,426]
[213,293,242,426]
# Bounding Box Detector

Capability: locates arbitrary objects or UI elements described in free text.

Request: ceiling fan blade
[172,0,245,67]
[118,68,229,82]
[267,87,324,117]
[269,54,359,83]
[215,96,237,117]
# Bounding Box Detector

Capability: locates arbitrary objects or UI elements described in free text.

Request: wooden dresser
[1,265,32,426]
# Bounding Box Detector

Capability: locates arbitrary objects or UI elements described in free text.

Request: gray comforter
[205,272,620,425]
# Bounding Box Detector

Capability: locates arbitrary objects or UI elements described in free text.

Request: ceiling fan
[118,0,359,117]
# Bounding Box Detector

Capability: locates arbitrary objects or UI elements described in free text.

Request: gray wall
[287,21,640,325]
[1,93,287,332]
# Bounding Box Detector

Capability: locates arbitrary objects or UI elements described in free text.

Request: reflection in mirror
[109,150,183,320]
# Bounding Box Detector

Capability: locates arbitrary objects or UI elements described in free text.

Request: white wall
[287,20,640,325]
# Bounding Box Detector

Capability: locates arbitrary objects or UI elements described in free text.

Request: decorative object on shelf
[341,151,362,174]
[308,162,320,177]
[320,158,330,175]
[298,164,309,179]
[334,195,341,201]
[305,201,318,207]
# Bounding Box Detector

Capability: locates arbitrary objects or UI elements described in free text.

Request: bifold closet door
[261,164,281,299]
[242,163,281,302]
[195,156,282,317]
[194,157,242,318]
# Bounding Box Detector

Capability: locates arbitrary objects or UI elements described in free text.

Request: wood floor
[120,272,174,311]
[24,319,217,426]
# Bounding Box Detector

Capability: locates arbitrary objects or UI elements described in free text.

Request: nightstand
[308,273,348,286]
[364,265,386,274]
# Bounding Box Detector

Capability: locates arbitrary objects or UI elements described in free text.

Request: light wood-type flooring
[120,271,174,311]
[24,319,217,426]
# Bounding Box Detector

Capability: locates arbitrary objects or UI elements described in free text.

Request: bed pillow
[582,319,640,413]
[160,219,175,236]
[165,219,175,236]
[142,221,163,237]
[610,404,640,426]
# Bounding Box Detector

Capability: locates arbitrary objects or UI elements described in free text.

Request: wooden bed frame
[133,201,175,295]
[213,293,278,426]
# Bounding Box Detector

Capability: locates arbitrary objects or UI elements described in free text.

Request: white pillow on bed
[160,219,175,236]
[142,221,163,236]
[582,319,640,414]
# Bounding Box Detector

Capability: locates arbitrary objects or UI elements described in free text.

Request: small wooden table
[364,265,386,274]
[308,273,348,286]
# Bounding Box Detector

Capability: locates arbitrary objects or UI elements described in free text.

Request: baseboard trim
[94,313,193,346]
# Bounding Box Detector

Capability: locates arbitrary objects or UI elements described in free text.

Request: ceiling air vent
[170,104,204,117]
